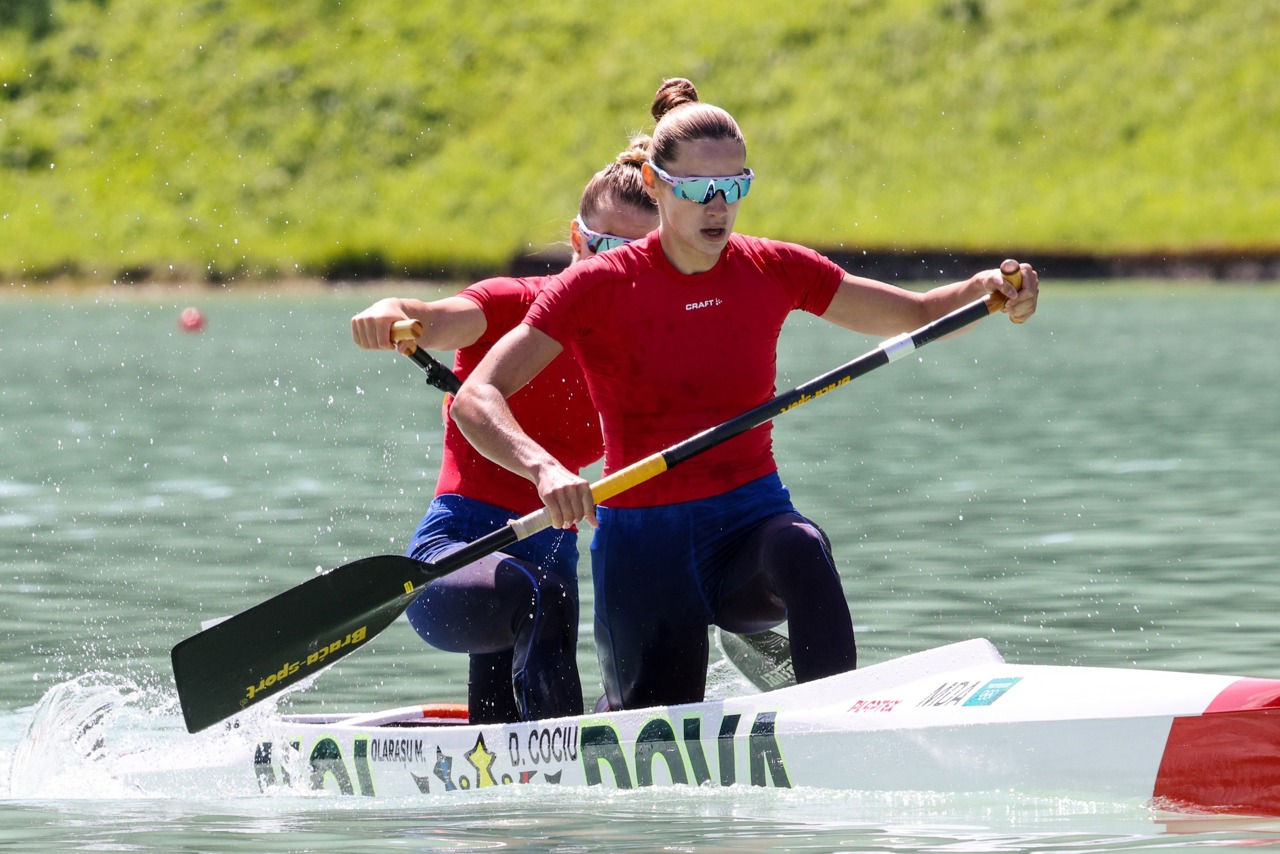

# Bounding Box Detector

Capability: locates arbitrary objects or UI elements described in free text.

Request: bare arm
[821,261,1039,335]
[351,296,488,353]
[451,324,597,528]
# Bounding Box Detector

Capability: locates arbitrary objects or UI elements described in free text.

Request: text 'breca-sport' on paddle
[170,264,1024,734]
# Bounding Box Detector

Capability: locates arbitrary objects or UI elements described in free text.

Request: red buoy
[178,307,206,332]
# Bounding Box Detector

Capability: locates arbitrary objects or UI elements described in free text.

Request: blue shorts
[407,493,579,589]
[592,471,856,709]
[405,494,583,722]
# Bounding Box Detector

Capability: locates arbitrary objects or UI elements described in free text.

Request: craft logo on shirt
[686,298,724,311]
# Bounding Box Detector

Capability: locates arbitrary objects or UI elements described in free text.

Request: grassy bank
[2,0,1277,283]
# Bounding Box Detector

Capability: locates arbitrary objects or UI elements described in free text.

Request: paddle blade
[717,629,796,692]
[171,555,426,733]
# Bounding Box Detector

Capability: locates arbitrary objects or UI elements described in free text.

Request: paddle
[171,319,456,733]
[717,628,796,691]
[172,264,1023,733]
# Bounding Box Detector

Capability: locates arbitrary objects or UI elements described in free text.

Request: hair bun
[651,78,700,122]
[615,134,653,167]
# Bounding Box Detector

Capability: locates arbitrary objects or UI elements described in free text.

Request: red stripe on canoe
[1153,678,1280,816]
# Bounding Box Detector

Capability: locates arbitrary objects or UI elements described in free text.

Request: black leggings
[409,553,583,723]
[594,496,858,710]
[406,495,584,724]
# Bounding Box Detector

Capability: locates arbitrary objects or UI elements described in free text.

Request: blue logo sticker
[963,677,1022,707]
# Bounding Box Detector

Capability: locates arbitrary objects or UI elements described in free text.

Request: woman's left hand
[984,259,1039,324]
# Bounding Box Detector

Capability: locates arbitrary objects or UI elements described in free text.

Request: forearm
[351,296,485,351]
[450,324,595,528]
[916,277,990,321]
[824,265,1032,336]
[450,381,563,486]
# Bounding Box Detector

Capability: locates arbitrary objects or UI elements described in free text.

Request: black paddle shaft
[386,317,463,395]
[407,348,462,394]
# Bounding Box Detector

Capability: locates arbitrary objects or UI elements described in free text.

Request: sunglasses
[574,215,637,254]
[650,163,755,205]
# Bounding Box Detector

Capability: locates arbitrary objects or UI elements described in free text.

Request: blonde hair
[578,134,655,222]
[649,77,746,169]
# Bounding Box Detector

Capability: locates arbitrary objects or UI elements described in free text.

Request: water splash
[7,672,160,799]
[5,671,274,800]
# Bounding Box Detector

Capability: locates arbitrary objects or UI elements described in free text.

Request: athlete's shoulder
[588,231,661,276]
[456,276,550,344]
[727,234,843,312]
[550,238,657,295]
[460,275,548,306]
[728,233,832,268]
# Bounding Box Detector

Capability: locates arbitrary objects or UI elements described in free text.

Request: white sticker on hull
[253,710,790,796]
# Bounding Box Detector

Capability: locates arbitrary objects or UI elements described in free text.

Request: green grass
[2,0,1277,282]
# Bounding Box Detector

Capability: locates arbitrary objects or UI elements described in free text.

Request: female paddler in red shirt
[350,139,657,723]
[452,79,1040,711]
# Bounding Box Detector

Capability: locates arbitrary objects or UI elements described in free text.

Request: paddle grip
[999,259,1026,322]
[391,319,424,350]
[983,259,1025,320]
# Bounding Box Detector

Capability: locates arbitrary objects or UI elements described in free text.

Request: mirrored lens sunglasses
[650,164,754,205]
[574,215,635,253]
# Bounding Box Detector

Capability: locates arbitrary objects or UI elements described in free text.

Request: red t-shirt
[435,276,603,513]
[524,232,843,507]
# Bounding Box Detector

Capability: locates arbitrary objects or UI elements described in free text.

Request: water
[2,282,1279,851]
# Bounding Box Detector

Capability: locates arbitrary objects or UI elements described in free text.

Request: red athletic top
[524,232,843,508]
[435,277,603,513]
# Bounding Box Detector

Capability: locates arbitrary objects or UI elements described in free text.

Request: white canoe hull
[56,639,1280,814]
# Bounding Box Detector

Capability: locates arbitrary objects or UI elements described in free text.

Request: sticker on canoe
[254,709,791,796]
[916,677,1022,708]
[847,699,902,713]
[963,677,1022,707]
[917,680,984,707]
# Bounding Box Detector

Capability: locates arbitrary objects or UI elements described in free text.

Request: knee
[758,518,847,606]
[534,571,578,624]
[507,562,578,639]
[404,587,463,650]
[761,517,834,569]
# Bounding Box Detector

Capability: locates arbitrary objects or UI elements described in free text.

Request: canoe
[92,638,1280,814]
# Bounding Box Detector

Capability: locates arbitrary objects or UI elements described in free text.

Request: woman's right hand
[533,462,597,529]
[351,299,412,351]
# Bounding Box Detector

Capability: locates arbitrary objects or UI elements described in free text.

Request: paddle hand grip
[391,319,424,351]
[985,259,1025,321]
[1001,258,1024,289]
[507,454,671,540]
